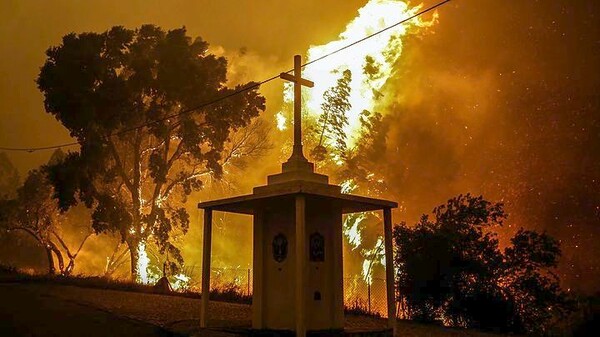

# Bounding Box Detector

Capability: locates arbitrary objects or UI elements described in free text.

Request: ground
[0,282,505,337]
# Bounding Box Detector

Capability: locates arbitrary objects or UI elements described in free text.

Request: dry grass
[0,266,250,304]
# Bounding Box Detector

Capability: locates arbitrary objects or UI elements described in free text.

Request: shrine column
[252,210,265,328]
[295,195,307,337]
[332,205,344,328]
[383,207,396,330]
[200,208,213,328]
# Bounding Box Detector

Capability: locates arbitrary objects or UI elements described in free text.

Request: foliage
[36,25,265,281]
[0,167,91,275]
[302,66,390,198]
[393,194,572,334]
[336,110,389,197]
[567,294,600,336]
[319,69,352,156]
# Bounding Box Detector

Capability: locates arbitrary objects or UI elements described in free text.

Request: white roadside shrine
[198,55,398,337]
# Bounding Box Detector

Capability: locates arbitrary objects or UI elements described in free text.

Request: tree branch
[51,230,73,259]
[107,138,134,193]
[162,169,211,200]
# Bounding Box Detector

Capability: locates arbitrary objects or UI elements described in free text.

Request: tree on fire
[0,166,91,276]
[307,68,389,196]
[304,67,392,280]
[311,69,352,161]
[37,25,265,282]
[393,194,572,334]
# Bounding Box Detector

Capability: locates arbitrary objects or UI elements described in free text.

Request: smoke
[367,0,600,293]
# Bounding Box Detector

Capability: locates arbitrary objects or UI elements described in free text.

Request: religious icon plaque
[309,232,325,262]
[272,233,288,263]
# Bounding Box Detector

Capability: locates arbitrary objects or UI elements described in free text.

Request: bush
[394,194,572,334]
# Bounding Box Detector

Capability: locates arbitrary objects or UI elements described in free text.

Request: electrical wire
[0,0,451,153]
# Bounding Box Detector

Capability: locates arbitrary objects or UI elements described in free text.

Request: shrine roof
[197,180,397,215]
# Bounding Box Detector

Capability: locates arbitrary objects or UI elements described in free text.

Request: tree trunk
[48,242,65,274]
[104,242,128,278]
[45,247,55,275]
[127,238,140,283]
[50,229,90,277]
[64,258,75,276]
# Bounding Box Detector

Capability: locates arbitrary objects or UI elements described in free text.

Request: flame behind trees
[300,0,437,144]
[277,0,437,286]
[37,25,265,282]
[311,69,352,161]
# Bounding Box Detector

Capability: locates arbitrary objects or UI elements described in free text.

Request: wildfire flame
[279,0,438,287]
[172,273,191,291]
[275,111,287,130]
[282,0,437,147]
[361,236,386,285]
[137,241,151,284]
[132,0,438,294]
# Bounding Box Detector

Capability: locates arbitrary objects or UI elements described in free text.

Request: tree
[336,110,389,197]
[311,69,352,161]
[300,70,392,284]
[37,25,265,282]
[103,238,132,278]
[393,194,571,333]
[0,169,91,275]
[502,229,571,334]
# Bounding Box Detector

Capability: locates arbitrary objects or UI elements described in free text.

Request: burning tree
[311,69,352,161]
[37,25,265,282]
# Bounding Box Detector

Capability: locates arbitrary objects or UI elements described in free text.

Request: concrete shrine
[198,55,398,337]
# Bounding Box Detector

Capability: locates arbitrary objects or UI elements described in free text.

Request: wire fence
[344,277,387,316]
[178,266,253,295]
[195,268,388,316]
[211,267,253,296]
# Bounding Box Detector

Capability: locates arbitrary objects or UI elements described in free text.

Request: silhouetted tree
[393,194,571,334]
[337,110,389,196]
[311,69,352,161]
[305,68,390,198]
[0,169,91,275]
[37,25,265,282]
[501,228,571,333]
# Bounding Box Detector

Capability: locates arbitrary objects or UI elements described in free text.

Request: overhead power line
[0,0,451,153]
